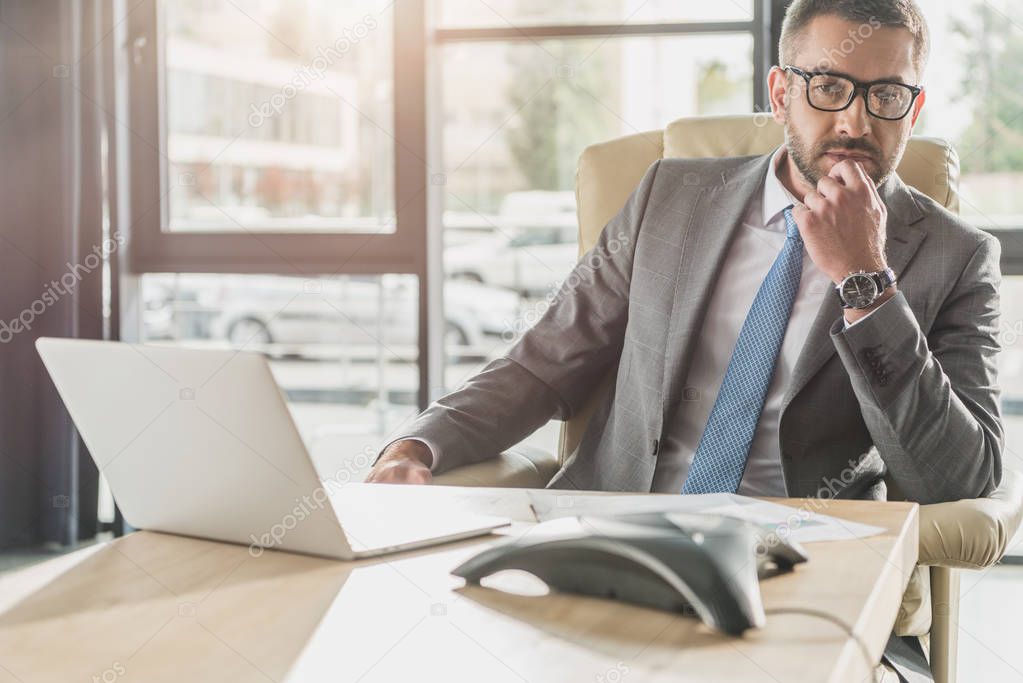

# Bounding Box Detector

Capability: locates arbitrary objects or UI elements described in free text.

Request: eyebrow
[809,67,916,85]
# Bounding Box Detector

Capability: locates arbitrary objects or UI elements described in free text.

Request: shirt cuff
[842,294,893,329]
[375,436,440,471]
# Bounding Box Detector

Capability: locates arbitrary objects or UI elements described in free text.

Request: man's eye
[873,89,900,103]
[813,81,846,96]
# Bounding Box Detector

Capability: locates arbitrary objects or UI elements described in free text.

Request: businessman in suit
[371,3,1002,675]
[368,0,1003,509]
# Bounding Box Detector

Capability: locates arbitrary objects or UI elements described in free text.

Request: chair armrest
[918,468,1023,568]
[431,444,559,488]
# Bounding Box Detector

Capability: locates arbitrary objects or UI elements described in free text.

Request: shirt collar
[762,145,801,228]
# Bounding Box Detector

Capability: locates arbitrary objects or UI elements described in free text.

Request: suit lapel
[660,154,774,416]
[780,172,928,415]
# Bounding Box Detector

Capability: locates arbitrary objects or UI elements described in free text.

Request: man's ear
[908,88,926,128]
[767,66,789,125]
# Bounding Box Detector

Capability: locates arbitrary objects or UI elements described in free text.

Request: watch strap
[873,267,897,291]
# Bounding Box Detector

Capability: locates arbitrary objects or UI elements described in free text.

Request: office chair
[433,113,1023,683]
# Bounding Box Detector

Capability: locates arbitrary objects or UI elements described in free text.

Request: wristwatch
[834,267,897,309]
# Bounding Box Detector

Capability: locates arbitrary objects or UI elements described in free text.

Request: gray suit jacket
[392,153,1004,504]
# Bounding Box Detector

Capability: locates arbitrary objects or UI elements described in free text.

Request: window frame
[125,0,428,275]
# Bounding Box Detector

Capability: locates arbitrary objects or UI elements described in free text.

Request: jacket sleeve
[830,234,1004,504]
[374,160,662,474]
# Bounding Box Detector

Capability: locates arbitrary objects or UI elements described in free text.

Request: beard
[785,124,903,188]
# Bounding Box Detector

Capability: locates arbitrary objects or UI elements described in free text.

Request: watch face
[840,273,879,308]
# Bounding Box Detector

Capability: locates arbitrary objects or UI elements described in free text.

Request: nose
[834,90,872,139]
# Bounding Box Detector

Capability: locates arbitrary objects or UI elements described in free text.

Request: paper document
[526,492,883,544]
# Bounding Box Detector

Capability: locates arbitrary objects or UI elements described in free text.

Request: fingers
[829,159,882,207]
[844,159,875,196]
[817,160,883,213]
[791,202,810,228]
[802,189,828,213]
[828,159,863,187]
[854,161,884,205]
[816,175,843,198]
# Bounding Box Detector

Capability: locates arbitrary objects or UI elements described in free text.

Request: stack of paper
[526,492,884,545]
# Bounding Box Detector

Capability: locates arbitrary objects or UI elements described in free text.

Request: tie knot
[782,205,801,241]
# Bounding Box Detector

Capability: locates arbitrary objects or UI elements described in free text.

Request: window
[163,1,394,233]
[126,0,426,275]
[916,1,1023,235]
[122,0,1023,466]
[915,2,1023,501]
[434,8,764,375]
[439,34,754,220]
[430,4,769,456]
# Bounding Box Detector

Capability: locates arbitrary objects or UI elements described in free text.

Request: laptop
[36,337,510,559]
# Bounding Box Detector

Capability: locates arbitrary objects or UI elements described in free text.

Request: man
[369,3,1003,675]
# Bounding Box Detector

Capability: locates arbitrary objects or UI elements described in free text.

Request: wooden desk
[0,492,917,683]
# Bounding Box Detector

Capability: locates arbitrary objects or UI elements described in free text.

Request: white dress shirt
[650,145,836,496]
[386,145,886,481]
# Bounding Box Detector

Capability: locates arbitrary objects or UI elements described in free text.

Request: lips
[824,150,874,163]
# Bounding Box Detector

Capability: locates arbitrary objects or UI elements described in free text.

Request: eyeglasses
[783,66,923,121]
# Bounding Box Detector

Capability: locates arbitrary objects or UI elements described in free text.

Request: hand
[365,439,434,484]
[791,159,889,284]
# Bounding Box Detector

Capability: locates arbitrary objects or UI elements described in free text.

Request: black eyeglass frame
[783,65,924,121]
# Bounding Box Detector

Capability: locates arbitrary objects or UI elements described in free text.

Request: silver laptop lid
[36,338,352,558]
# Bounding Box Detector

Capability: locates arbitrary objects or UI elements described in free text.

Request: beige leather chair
[434,114,1023,683]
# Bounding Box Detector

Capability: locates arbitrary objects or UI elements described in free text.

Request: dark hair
[779,0,930,77]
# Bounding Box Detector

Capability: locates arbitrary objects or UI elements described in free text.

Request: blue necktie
[681,206,803,494]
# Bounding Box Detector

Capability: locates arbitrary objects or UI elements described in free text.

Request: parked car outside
[142,274,523,360]
[445,225,578,297]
